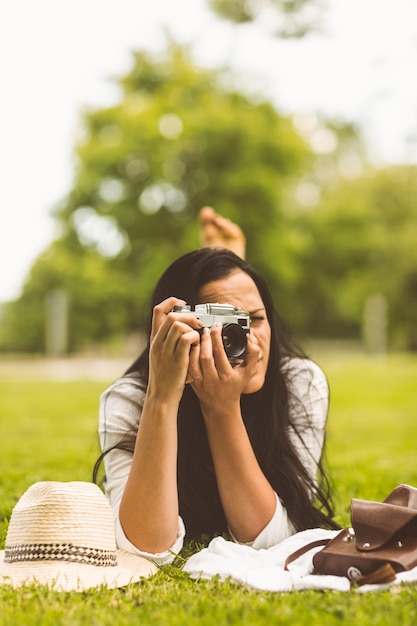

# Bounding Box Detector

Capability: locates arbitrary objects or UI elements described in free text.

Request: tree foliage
[2,40,416,354]
[208,0,327,37]
[1,42,310,353]
[292,164,417,348]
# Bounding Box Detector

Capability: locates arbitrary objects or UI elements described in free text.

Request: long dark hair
[96,248,338,539]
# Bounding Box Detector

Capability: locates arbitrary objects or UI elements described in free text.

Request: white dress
[98,357,329,565]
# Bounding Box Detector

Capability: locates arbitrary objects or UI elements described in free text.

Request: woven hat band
[5,542,117,567]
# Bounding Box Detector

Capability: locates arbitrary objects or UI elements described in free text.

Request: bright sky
[1,0,417,302]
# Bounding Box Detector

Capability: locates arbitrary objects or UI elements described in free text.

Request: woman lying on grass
[95,207,338,565]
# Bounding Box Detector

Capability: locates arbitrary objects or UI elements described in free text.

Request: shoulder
[281,357,329,427]
[99,374,147,434]
[101,373,147,405]
[281,357,328,395]
[282,358,329,462]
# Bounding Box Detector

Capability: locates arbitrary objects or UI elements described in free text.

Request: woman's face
[198,269,271,394]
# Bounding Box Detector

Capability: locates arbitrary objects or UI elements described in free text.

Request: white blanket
[183,529,417,592]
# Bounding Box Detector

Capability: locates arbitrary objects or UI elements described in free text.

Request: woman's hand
[189,325,260,415]
[148,297,202,403]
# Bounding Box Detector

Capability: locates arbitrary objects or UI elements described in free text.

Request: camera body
[172,302,250,362]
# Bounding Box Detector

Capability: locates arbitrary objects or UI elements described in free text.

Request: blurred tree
[3,42,413,354]
[292,164,417,349]
[1,41,310,353]
[271,112,368,334]
[369,166,417,350]
[208,0,326,37]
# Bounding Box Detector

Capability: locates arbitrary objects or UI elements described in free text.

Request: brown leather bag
[285,484,417,586]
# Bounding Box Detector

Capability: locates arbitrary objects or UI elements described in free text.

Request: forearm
[202,404,276,543]
[119,393,179,554]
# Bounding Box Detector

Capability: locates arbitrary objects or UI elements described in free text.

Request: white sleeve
[229,492,296,550]
[284,358,329,483]
[99,378,185,565]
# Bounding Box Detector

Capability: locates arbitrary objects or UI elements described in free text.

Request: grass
[320,352,417,518]
[1,352,417,625]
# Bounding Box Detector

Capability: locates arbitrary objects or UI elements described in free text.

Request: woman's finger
[186,341,202,383]
[198,326,218,375]
[209,325,232,375]
[160,321,200,356]
[235,333,260,375]
[152,300,203,347]
[151,297,186,341]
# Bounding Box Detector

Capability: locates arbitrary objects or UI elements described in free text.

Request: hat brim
[0,549,157,592]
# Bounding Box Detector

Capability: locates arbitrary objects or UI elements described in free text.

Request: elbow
[116,509,184,563]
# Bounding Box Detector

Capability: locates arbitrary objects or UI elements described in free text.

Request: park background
[1,2,417,623]
[1,0,417,357]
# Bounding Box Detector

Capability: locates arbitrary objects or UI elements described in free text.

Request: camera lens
[221,323,247,360]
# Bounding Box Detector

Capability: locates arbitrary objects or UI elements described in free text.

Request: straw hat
[0,481,157,591]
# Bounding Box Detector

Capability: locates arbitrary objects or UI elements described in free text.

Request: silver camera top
[172,302,250,331]
[172,302,250,361]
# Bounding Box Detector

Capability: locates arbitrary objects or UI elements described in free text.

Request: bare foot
[199,207,246,259]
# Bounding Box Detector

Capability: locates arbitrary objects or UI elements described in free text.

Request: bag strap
[284,538,331,571]
[353,563,397,587]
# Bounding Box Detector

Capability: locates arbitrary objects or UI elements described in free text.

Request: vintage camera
[172,302,250,362]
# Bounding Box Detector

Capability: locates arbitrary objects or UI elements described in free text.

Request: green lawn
[1,353,417,625]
